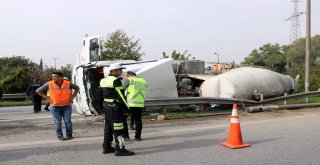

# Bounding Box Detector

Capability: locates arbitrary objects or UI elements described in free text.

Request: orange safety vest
[48,80,72,106]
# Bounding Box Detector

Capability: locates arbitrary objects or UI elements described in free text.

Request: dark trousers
[32,94,42,112]
[103,104,126,149]
[130,107,143,139]
[123,116,129,138]
[122,113,135,138]
[130,113,135,128]
[44,103,50,110]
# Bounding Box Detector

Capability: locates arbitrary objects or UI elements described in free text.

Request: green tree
[101,29,143,60]
[242,35,320,92]
[0,56,75,94]
[0,56,37,93]
[286,35,320,68]
[286,39,305,67]
[241,49,266,66]
[162,50,191,60]
[286,35,320,91]
[60,64,73,80]
[39,58,43,70]
[241,43,286,73]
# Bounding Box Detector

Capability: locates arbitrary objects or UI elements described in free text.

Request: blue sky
[0,0,319,68]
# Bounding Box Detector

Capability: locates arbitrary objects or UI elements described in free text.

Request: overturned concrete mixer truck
[72,35,298,115]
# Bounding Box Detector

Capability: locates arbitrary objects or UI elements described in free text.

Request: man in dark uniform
[27,79,42,113]
[99,63,135,156]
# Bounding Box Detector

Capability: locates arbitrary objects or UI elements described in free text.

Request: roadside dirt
[1,107,320,136]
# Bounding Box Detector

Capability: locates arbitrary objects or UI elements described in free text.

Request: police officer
[27,79,42,113]
[100,63,134,156]
[125,71,148,141]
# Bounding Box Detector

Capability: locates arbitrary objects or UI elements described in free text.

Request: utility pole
[52,57,59,70]
[305,0,311,93]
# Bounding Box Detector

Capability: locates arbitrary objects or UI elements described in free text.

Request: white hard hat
[109,63,126,70]
[63,77,69,80]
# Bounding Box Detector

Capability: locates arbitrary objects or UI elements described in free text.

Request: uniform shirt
[27,83,41,97]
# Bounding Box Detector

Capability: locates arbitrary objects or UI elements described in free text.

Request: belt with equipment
[104,99,119,107]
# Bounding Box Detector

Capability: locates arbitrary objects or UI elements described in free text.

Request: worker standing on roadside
[99,63,135,156]
[124,71,148,141]
[43,77,69,111]
[36,71,79,141]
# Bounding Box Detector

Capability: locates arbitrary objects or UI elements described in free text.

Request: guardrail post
[284,93,287,105]
[260,94,264,102]
[305,97,309,103]
[162,106,167,114]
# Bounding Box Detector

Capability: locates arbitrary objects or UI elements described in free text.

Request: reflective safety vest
[100,75,129,108]
[126,77,147,107]
[48,80,72,106]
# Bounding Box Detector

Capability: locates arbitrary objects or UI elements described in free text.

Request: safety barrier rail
[144,91,320,112]
[258,91,320,104]
[1,93,27,100]
[2,91,320,108]
[145,97,257,107]
[146,91,320,106]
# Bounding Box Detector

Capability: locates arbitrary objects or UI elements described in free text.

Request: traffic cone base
[220,141,250,149]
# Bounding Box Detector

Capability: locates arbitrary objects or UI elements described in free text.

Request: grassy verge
[286,96,320,104]
[143,110,231,120]
[0,100,33,106]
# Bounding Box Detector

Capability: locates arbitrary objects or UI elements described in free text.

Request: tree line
[0,56,72,94]
[241,35,320,91]
[1,29,319,94]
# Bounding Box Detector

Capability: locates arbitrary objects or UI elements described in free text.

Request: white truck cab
[72,35,178,115]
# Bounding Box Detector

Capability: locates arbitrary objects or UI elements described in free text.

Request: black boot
[115,147,135,156]
[103,146,115,154]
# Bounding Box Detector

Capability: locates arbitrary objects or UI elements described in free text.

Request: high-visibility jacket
[100,75,129,109]
[48,80,72,106]
[126,77,147,107]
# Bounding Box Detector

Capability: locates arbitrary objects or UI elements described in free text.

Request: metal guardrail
[259,91,320,104]
[2,91,320,108]
[144,97,258,113]
[247,103,320,113]
[145,91,320,109]
[1,93,27,100]
[145,97,257,107]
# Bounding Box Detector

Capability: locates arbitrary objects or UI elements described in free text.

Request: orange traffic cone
[220,104,250,149]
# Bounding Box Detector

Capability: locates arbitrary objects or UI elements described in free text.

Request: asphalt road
[0,106,52,122]
[0,106,320,165]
